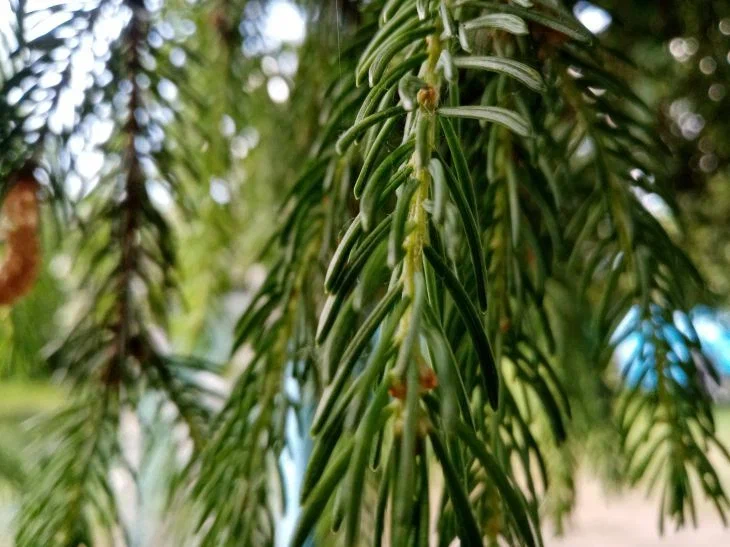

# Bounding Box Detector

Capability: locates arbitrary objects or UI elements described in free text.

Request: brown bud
[525,248,536,265]
[499,318,511,334]
[388,366,439,400]
[530,24,569,61]
[388,379,407,400]
[419,367,438,391]
[417,85,439,113]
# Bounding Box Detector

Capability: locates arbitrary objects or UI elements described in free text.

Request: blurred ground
[546,475,728,547]
[547,407,730,547]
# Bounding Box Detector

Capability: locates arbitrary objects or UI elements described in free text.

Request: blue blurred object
[692,307,730,377]
[615,306,730,387]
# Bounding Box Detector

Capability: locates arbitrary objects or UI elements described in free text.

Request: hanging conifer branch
[546,30,730,526]
[294,1,559,544]
[292,0,728,544]
[11,0,221,542]
[187,17,375,541]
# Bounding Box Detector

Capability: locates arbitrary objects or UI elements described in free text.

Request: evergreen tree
[0,0,728,545]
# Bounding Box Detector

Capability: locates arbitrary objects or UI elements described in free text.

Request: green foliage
[2,0,223,542]
[573,0,730,302]
[16,394,122,546]
[1,0,728,545]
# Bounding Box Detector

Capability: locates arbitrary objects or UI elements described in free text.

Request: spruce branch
[187,21,372,542]
[10,0,222,542]
[544,17,730,528]
[16,391,122,546]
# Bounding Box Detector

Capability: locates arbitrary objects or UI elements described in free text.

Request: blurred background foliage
[574,0,730,301]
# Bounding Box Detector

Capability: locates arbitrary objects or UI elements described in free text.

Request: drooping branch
[12,0,220,542]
